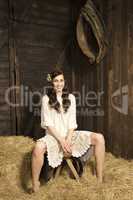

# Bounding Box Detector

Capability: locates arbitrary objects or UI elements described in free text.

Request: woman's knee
[91,133,105,145]
[32,142,46,158]
[97,133,105,145]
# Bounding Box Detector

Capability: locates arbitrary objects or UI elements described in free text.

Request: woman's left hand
[59,138,72,155]
[65,137,72,151]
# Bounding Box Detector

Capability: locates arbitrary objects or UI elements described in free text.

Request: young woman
[32,69,105,192]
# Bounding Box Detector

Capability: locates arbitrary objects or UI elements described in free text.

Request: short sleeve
[41,95,54,129]
[68,94,78,129]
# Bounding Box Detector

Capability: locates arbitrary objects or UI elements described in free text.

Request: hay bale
[0,136,133,200]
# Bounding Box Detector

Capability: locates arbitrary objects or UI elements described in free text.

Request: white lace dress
[37,94,93,168]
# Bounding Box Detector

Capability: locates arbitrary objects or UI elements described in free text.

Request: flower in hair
[47,73,52,82]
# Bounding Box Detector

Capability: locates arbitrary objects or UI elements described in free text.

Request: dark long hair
[46,69,71,113]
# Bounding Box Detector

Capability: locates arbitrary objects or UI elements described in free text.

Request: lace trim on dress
[37,132,91,168]
[71,132,91,157]
[38,135,63,168]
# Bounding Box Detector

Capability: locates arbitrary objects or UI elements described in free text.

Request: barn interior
[0,0,133,199]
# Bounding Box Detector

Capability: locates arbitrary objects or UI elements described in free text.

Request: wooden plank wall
[70,0,101,132]
[4,0,103,138]
[8,0,75,138]
[72,0,133,159]
[0,0,104,138]
[0,0,12,134]
[102,0,133,158]
[71,0,109,135]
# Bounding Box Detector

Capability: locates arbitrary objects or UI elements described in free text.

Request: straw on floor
[0,136,133,200]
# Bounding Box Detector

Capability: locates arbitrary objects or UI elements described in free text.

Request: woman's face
[52,74,65,93]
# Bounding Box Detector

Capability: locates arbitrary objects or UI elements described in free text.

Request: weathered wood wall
[0,0,98,138]
[67,0,99,132]
[101,0,133,158]
[0,0,11,134]
[71,0,133,159]
[11,0,74,138]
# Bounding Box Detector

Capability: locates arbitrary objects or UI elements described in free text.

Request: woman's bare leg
[31,142,46,192]
[90,133,105,183]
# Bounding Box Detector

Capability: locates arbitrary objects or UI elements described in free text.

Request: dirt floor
[0,136,133,200]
